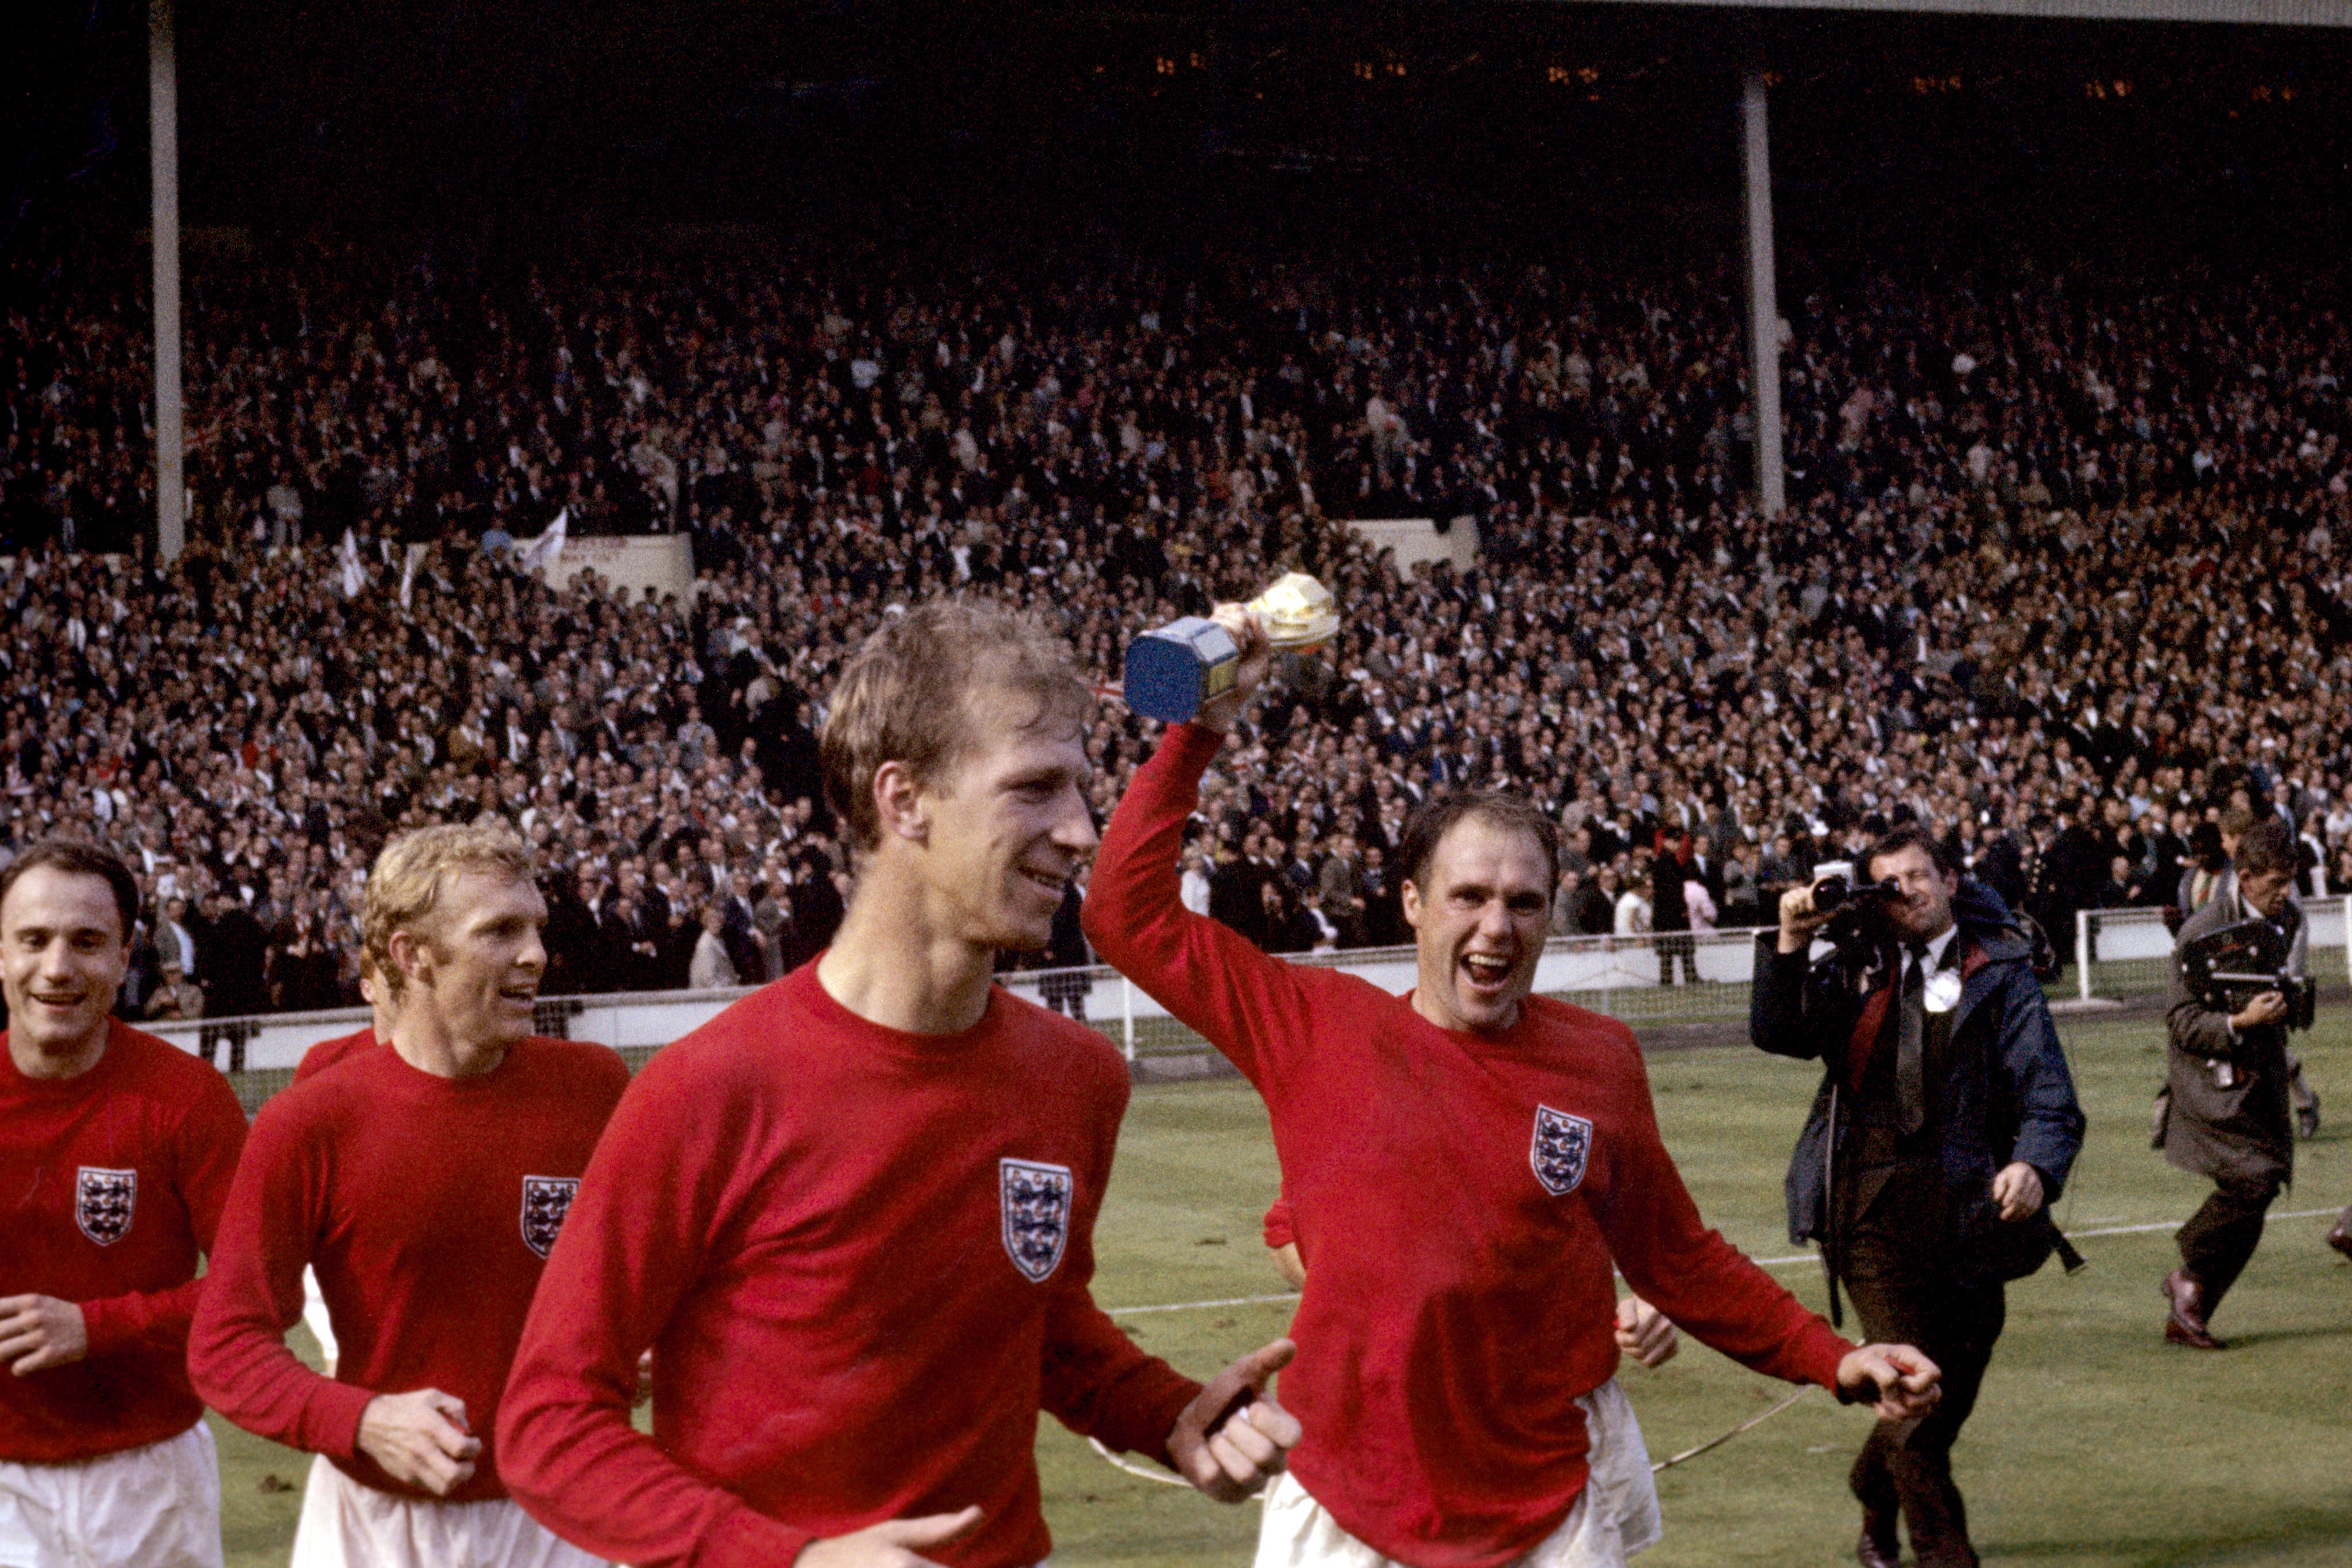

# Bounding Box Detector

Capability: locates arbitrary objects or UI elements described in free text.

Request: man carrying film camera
[1087,602,1941,1568]
[1753,827,2083,1568]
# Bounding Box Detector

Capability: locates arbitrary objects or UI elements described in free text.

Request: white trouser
[302,1266,340,1376]
[1255,1379,1662,1568]
[0,1421,223,1568]
[289,1455,611,1568]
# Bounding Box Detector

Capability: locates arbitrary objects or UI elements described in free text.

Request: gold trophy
[1121,572,1340,722]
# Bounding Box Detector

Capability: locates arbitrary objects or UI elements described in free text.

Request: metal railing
[168,899,2351,1112]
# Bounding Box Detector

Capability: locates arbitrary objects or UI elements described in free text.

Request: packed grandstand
[3,233,2350,1017]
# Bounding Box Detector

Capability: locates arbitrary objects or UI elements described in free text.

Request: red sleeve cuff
[76,1296,134,1358]
[703,1500,819,1566]
[314,1380,384,1464]
[1802,1322,1858,1390]
[1167,722,1227,766]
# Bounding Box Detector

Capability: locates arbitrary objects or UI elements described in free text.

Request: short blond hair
[363,821,536,1000]
[821,599,1089,852]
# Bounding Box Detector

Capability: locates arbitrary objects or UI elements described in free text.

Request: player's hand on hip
[357,1388,482,1496]
[1836,1344,1943,1423]
[1613,1296,1679,1368]
[1194,605,1272,735]
[1991,1160,2045,1221]
[1169,1336,1305,1503]
[794,1507,983,1567]
[0,1294,89,1375]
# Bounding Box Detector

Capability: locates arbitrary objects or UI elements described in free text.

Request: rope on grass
[1088,1437,1194,1487]
[1650,1385,1813,1473]
[1092,1385,1818,1486]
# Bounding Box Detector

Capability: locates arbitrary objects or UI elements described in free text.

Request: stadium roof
[1577,0,2350,24]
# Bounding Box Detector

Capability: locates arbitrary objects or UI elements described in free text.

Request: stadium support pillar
[150,0,185,563]
[1740,71,1785,520]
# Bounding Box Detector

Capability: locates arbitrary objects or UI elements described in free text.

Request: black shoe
[2327,1224,2352,1263]
[2297,1098,2321,1140]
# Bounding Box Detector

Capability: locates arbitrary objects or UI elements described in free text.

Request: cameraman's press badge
[1924,970,1962,1014]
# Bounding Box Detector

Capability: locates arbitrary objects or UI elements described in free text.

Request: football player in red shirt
[502,600,1299,1568]
[191,824,628,1568]
[0,841,247,1568]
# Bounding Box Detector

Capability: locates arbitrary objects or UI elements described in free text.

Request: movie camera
[2180,918,2316,1032]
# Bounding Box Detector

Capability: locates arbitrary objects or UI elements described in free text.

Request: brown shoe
[2162,1269,2223,1349]
[1856,1528,1903,1568]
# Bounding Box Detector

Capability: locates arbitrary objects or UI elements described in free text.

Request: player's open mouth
[1461,954,1514,991]
[499,984,537,1003]
[1020,868,1069,896]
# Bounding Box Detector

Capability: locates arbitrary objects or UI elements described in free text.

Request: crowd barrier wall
[145,928,1766,1110]
[154,899,2352,1114]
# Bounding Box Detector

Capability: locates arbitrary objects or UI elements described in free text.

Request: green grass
[212,1008,2352,1566]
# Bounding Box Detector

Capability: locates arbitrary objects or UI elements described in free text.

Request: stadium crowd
[3,235,2351,1017]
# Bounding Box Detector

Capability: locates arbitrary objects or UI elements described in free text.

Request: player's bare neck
[819,892,994,1037]
[8,1031,108,1082]
[389,1019,510,1079]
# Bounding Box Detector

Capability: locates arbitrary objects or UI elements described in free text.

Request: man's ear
[872,760,930,845]
[386,926,432,993]
[1401,877,1424,933]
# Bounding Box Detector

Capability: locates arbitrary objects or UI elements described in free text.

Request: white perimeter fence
[154,898,2351,1112]
[2076,895,2349,1002]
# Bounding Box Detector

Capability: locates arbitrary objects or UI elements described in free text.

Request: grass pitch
[212,1004,2352,1566]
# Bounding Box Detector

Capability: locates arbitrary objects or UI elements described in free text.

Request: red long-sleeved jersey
[0,1021,247,1463]
[498,963,1202,1568]
[188,1036,628,1501]
[291,1024,376,1083]
[1085,723,1853,1568]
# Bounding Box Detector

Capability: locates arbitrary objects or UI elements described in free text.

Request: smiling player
[189,823,629,1568]
[1085,604,1943,1568]
[500,599,1298,1568]
[0,842,248,1568]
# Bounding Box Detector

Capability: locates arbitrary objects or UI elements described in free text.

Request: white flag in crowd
[398,547,419,611]
[517,508,568,576]
[338,529,366,599]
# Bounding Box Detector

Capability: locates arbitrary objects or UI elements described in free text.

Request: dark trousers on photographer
[1840,1157,2001,1568]
[2178,1171,2284,1312]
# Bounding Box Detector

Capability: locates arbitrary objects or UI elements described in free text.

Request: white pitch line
[1102,1210,2349,1315]
[1109,1290,1299,1317]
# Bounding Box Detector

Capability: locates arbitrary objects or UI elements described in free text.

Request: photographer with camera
[2157,815,2318,1348]
[1751,825,2084,1568]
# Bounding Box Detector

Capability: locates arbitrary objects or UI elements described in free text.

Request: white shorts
[301,1266,341,1376]
[289,1454,611,1568]
[0,1421,223,1568]
[1255,1379,1663,1568]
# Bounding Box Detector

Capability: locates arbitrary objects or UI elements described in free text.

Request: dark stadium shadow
[1990,1505,2352,1563]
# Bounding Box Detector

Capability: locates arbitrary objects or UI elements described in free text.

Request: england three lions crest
[76,1167,137,1246]
[520,1176,581,1259]
[1530,1106,1593,1197]
[1000,1159,1074,1283]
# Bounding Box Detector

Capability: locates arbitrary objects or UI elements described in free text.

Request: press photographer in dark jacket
[1752,823,2085,1568]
